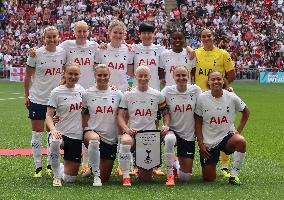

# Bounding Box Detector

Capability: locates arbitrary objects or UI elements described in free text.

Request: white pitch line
[0,92,23,95]
[0,97,24,101]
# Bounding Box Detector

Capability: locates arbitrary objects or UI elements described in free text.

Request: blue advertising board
[259,72,284,84]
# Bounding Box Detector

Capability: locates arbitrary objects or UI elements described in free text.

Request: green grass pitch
[0,80,283,200]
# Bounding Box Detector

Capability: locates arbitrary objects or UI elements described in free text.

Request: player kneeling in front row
[195,70,250,185]
[161,66,203,182]
[46,63,84,187]
[117,65,176,186]
[82,64,123,186]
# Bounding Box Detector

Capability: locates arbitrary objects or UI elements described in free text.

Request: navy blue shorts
[100,140,117,160]
[62,135,82,163]
[28,100,47,120]
[176,134,195,159]
[200,133,234,167]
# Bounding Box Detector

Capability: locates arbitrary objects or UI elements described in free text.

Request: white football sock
[119,144,131,178]
[46,131,51,166]
[31,131,42,169]
[164,134,176,176]
[231,151,246,177]
[62,173,77,183]
[50,138,62,179]
[82,144,89,167]
[88,140,100,176]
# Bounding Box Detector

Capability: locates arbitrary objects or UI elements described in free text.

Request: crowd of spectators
[175,0,284,76]
[0,0,169,77]
[0,0,283,79]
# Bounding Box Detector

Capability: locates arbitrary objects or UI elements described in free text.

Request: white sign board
[135,130,161,170]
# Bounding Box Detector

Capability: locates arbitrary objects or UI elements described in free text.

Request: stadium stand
[0,0,283,80]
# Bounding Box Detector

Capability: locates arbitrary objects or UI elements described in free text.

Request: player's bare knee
[50,138,62,152]
[84,131,100,146]
[120,134,133,146]
[164,132,176,147]
[234,135,246,152]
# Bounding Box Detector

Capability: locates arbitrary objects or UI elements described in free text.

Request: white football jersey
[160,49,194,86]
[48,84,85,140]
[83,86,123,145]
[195,90,246,148]
[95,44,134,92]
[27,46,66,105]
[133,43,165,90]
[59,40,99,89]
[161,84,202,141]
[119,87,166,131]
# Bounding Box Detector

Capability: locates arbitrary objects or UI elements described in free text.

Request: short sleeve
[160,86,169,98]
[95,48,102,64]
[128,51,134,65]
[188,57,196,69]
[231,93,246,112]
[158,92,167,111]
[159,52,165,69]
[194,95,203,117]
[223,50,235,72]
[26,56,36,68]
[47,90,58,109]
[119,93,128,109]
[80,88,87,109]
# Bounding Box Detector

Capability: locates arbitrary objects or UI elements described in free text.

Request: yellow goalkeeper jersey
[195,46,234,91]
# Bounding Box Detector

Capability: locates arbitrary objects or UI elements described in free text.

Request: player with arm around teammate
[24,26,66,177]
[194,70,250,185]
[161,66,202,183]
[46,62,85,187]
[82,64,123,186]
[117,65,175,186]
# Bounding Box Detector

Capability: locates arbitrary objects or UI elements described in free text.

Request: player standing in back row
[25,26,66,177]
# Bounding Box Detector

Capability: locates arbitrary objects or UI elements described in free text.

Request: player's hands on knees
[199,143,210,160]
[160,125,170,136]
[25,97,30,109]
[98,42,107,49]
[52,116,60,124]
[51,130,62,140]
[125,127,137,137]
[29,48,37,58]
